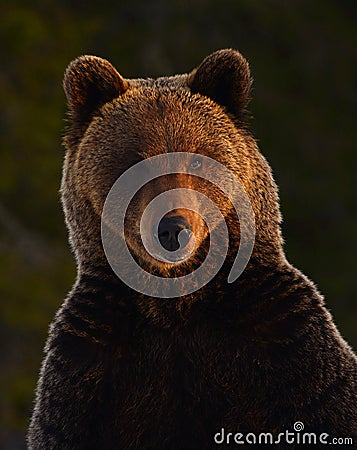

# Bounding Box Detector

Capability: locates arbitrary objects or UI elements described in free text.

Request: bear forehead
[96,87,239,143]
[84,104,237,163]
[105,84,229,116]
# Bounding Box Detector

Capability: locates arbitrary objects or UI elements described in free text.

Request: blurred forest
[0,0,356,448]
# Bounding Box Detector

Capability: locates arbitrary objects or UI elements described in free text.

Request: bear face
[62,49,282,278]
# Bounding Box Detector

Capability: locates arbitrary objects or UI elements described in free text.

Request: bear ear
[63,55,128,123]
[188,49,253,120]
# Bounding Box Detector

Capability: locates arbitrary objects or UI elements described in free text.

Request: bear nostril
[157,216,191,252]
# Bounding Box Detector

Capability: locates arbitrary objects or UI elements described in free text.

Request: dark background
[0,1,356,448]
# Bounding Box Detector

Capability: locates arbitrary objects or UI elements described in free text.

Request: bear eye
[190,157,202,170]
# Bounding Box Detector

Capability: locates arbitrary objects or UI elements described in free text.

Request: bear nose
[157,216,192,252]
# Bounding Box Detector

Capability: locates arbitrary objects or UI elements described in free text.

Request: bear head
[62,49,283,288]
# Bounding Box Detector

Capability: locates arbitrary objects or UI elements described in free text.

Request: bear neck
[65,211,306,329]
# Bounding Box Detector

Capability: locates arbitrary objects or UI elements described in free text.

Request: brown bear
[28,49,356,449]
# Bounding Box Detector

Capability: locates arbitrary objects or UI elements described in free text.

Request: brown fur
[28,49,356,449]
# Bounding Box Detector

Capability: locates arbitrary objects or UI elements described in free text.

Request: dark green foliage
[0,0,355,446]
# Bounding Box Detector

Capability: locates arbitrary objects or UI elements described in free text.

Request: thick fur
[28,49,356,449]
